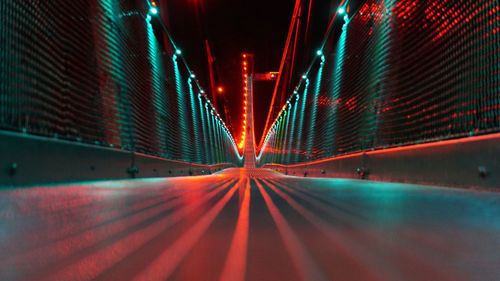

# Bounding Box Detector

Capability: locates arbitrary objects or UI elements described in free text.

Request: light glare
[149,7,158,15]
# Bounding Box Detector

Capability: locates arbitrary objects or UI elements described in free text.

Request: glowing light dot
[149,7,159,15]
[338,7,346,15]
[175,49,182,55]
[316,49,323,56]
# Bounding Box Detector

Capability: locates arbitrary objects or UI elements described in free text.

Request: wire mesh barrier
[0,1,240,165]
[258,0,500,165]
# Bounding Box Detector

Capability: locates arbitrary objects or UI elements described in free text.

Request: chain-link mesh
[0,0,240,165]
[259,0,500,165]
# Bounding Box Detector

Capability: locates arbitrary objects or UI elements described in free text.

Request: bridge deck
[1,168,499,281]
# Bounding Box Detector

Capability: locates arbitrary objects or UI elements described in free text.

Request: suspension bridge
[1,0,499,280]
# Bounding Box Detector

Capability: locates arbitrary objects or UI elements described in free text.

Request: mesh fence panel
[0,0,240,165]
[259,0,500,165]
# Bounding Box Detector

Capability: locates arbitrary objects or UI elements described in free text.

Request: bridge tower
[242,54,256,168]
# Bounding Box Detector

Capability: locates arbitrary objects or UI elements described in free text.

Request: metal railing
[258,0,500,165]
[0,0,241,166]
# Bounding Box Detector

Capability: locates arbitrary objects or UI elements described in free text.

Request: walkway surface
[1,168,499,281]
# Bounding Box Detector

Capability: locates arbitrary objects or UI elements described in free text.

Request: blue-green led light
[149,7,158,15]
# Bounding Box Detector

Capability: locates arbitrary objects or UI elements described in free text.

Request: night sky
[161,0,295,141]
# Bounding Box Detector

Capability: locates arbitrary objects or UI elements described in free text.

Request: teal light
[281,106,292,163]
[149,7,158,15]
[188,78,201,163]
[199,97,209,163]
[316,49,323,56]
[176,49,182,55]
[295,79,309,162]
[360,0,396,150]
[190,73,196,78]
[172,53,189,161]
[147,15,168,158]
[306,57,325,158]
[338,7,346,15]
[325,20,348,156]
[287,97,299,164]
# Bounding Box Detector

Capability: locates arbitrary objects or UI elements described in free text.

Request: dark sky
[161,0,295,141]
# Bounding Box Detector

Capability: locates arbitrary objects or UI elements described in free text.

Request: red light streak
[219,178,251,281]
[263,179,385,280]
[265,178,455,280]
[134,182,239,281]
[8,178,236,281]
[255,179,326,281]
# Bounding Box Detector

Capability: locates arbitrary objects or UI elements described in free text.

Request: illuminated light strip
[188,78,201,163]
[271,132,500,169]
[133,179,241,281]
[280,105,292,163]
[239,53,249,150]
[294,79,310,163]
[305,60,325,158]
[286,96,299,164]
[213,114,221,163]
[205,104,215,163]
[172,54,190,160]
[255,179,328,281]
[198,96,210,163]
[321,21,348,160]
[210,111,219,163]
[146,20,170,158]
[218,178,251,281]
